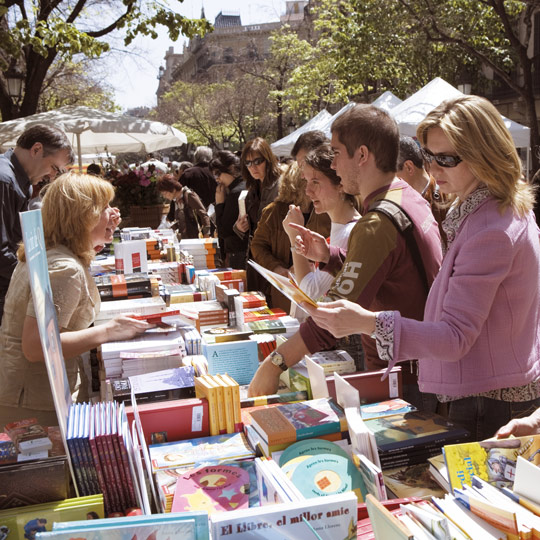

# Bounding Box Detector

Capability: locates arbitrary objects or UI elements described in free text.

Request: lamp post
[5,63,25,102]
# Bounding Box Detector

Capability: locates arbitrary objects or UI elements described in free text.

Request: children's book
[210,491,357,539]
[366,494,414,539]
[443,433,540,493]
[248,397,347,447]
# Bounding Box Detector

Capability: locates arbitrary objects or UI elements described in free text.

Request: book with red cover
[88,403,110,513]
[126,397,210,446]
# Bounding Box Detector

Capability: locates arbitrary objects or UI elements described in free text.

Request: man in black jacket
[181,146,216,210]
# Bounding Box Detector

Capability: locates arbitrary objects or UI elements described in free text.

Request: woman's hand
[104,314,153,342]
[248,358,282,397]
[283,205,305,241]
[235,214,250,233]
[215,184,226,204]
[496,408,540,438]
[301,299,376,338]
[289,223,330,263]
[111,207,121,229]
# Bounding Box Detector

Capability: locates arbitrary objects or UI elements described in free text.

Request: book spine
[88,436,110,512]
[195,380,219,436]
[66,437,88,496]
[103,429,128,512]
[96,432,122,513]
[80,435,100,494]
[220,380,234,434]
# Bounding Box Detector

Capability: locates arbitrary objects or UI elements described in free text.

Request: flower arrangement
[110,165,164,217]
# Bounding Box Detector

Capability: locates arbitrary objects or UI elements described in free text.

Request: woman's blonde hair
[275,162,309,206]
[417,95,534,215]
[18,172,115,266]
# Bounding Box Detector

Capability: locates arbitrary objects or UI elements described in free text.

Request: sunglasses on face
[245,157,265,168]
[421,147,462,168]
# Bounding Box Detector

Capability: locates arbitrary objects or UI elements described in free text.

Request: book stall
[2,216,540,540]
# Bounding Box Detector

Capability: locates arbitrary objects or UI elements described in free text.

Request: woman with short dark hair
[157,174,210,239]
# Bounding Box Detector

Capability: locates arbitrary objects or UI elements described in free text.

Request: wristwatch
[269,350,288,372]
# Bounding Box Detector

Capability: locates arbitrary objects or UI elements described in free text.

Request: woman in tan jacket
[251,162,330,312]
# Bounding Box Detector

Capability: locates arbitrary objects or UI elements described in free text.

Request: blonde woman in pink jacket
[302,95,540,441]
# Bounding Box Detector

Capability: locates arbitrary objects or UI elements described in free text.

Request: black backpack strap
[368,199,430,294]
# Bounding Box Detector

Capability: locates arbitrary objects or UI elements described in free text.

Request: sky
[109,0,286,111]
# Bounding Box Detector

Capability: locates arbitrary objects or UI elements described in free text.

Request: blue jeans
[447,396,540,441]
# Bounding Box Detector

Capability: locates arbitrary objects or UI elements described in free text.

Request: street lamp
[5,63,24,102]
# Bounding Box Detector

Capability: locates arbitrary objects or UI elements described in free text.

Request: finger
[288,223,309,234]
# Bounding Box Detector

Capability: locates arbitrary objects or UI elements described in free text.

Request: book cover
[249,397,347,447]
[366,494,414,539]
[365,410,469,453]
[202,339,259,386]
[240,390,309,409]
[443,434,540,493]
[360,399,417,420]
[214,375,235,434]
[220,374,242,433]
[149,432,255,471]
[171,463,251,515]
[210,491,358,539]
[125,397,209,446]
[88,404,110,513]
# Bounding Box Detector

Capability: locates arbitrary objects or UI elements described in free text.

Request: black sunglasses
[421,147,462,168]
[245,157,265,168]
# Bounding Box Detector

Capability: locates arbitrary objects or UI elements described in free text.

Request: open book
[247,259,318,308]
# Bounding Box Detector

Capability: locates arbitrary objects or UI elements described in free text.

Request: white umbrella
[139,159,169,173]
[0,106,187,171]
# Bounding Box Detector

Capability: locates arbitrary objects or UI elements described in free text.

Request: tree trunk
[276,95,283,141]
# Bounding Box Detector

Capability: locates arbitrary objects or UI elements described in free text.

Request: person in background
[181,147,216,210]
[397,135,447,244]
[291,130,327,166]
[0,124,73,323]
[156,174,210,239]
[299,96,540,441]
[86,163,102,177]
[248,105,442,406]
[235,137,282,291]
[209,151,248,269]
[0,173,151,428]
[251,161,330,311]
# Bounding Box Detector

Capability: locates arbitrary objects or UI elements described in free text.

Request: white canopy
[390,77,530,148]
[271,109,332,157]
[0,106,188,170]
[371,90,403,112]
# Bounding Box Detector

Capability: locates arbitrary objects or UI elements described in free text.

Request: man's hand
[283,205,305,241]
[301,299,375,338]
[289,223,330,263]
[235,214,250,233]
[496,408,540,438]
[248,358,282,397]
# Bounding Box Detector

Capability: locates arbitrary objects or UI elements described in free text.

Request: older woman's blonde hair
[275,162,309,206]
[417,95,534,215]
[18,172,115,266]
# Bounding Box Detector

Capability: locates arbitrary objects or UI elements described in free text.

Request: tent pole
[77,133,82,172]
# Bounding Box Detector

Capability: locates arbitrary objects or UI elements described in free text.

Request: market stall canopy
[271,110,332,157]
[0,106,188,170]
[389,77,530,148]
[371,90,403,112]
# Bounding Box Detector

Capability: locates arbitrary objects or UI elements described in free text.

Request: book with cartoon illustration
[443,433,540,493]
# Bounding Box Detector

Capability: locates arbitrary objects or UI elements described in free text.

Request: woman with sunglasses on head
[235,138,281,289]
[0,173,151,428]
[209,151,248,269]
[300,95,540,441]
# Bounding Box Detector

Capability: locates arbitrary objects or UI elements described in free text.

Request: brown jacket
[251,201,331,311]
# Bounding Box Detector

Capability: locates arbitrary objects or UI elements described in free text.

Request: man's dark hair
[86,163,102,176]
[291,130,327,158]
[209,150,241,178]
[16,124,73,163]
[331,104,399,173]
[398,136,424,170]
[157,174,182,192]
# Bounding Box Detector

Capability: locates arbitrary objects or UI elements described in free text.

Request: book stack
[245,315,300,338]
[249,333,277,361]
[99,328,186,379]
[150,431,256,512]
[208,269,247,290]
[181,355,208,376]
[147,261,183,284]
[178,300,229,331]
[294,350,356,378]
[114,239,148,274]
[243,397,348,457]
[66,402,138,516]
[111,365,196,406]
[94,273,154,302]
[94,296,166,324]
[364,410,470,470]
[165,283,208,304]
[215,285,240,325]
[5,418,53,461]
[145,238,162,260]
[178,238,221,269]
[177,325,202,355]
[120,226,153,240]
[194,374,242,436]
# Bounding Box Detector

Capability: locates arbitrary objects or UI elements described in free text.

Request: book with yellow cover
[202,375,227,435]
[221,374,242,433]
[214,374,234,434]
[443,434,540,493]
[194,376,219,436]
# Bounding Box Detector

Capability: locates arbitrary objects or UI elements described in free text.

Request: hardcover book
[248,397,347,447]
